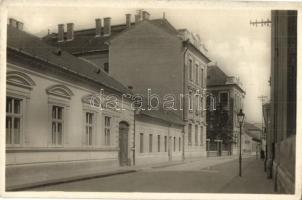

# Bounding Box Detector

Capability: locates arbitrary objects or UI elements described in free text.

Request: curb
[7,169,137,191]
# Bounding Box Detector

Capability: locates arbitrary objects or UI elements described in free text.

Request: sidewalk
[8,155,236,191]
[219,158,276,194]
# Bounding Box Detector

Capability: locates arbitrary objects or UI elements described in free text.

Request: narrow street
[28,157,276,193]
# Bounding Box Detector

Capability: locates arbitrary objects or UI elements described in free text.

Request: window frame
[6,96,24,146]
[104,116,112,146]
[140,133,144,153]
[149,134,153,153]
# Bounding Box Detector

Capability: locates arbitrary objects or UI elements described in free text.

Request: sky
[7,6,271,123]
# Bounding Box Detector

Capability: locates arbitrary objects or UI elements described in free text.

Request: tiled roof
[207,65,228,86]
[243,122,261,141]
[7,25,131,94]
[42,19,178,55]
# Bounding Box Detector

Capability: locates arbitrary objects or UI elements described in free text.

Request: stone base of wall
[273,162,295,194]
[6,158,119,191]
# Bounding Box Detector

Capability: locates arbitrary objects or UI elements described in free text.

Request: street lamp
[237,109,245,177]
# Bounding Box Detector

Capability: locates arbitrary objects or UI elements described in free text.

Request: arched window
[46,85,73,146]
[6,71,36,146]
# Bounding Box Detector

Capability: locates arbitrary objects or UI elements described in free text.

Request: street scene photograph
[1,1,299,199]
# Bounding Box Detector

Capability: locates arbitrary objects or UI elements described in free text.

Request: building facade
[6,18,185,190]
[266,10,297,194]
[206,64,245,156]
[43,11,211,159]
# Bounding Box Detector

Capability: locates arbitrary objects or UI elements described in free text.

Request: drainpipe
[133,112,136,166]
[182,40,189,161]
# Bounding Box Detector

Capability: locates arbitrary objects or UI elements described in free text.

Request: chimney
[16,21,24,30]
[66,23,74,41]
[95,18,102,37]
[135,14,140,24]
[142,11,150,20]
[103,17,111,36]
[9,18,18,28]
[126,14,131,28]
[58,24,64,42]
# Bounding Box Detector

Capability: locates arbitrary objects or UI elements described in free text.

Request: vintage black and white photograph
[0,0,301,199]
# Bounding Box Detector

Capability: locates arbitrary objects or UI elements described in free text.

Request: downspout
[182,40,189,161]
[133,111,136,166]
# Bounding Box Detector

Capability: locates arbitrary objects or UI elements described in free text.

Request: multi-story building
[43,11,211,159]
[5,18,184,190]
[206,64,245,156]
[266,10,297,194]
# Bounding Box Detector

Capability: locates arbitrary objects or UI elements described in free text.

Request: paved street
[28,156,276,193]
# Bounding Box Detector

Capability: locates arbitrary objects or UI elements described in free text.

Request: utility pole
[258,95,268,160]
[250,19,272,27]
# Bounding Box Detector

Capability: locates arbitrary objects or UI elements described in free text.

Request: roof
[243,122,261,142]
[42,18,210,63]
[139,109,185,126]
[207,65,245,93]
[7,25,131,94]
[43,23,129,54]
[207,65,228,86]
[42,19,179,55]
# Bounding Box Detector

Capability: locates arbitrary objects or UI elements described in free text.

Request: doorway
[119,121,129,166]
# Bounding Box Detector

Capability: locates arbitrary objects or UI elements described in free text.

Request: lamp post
[237,109,245,177]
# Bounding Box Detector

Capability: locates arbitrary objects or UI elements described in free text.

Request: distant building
[206,64,245,156]
[243,122,261,156]
[44,11,211,159]
[266,10,297,194]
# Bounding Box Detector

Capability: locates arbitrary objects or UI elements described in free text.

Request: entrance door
[119,122,129,166]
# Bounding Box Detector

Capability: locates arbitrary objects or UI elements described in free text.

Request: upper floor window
[219,92,229,108]
[189,59,193,81]
[6,97,22,145]
[200,68,204,88]
[104,116,111,145]
[51,106,64,145]
[195,64,199,84]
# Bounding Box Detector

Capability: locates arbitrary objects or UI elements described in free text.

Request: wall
[6,62,134,189]
[135,115,183,166]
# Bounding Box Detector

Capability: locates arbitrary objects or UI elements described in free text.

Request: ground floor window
[85,112,94,145]
[173,137,176,152]
[140,133,144,153]
[104,116,111,145]
[164,136,167,152]
[149,134,153,152]
[51,105,64,145]
[195,125,198,146]
[179,137,181,151]
[188,124,192,145]
[6,97,22,145]
[157,135,160,152]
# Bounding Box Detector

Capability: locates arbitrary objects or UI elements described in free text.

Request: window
[104,62,109,73]
[220,92,229,107]
[200,126,204,145]
[149,134,153,152]
[200,68,204,87]
[85,112,94,145]
[195,95,199,114]
[188,124,192,145]
[195,64,199,84]
[104,116,111,145]
[179,137,181,151]
[189,59,193,81]
[6,97,22,145]
[140,133,144,153]
[195,125,198,146]
[173,137,176,152]
[51,106,64,145]
[157,135,160,152]
[164,136,167,152]
[189,92,193,111]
